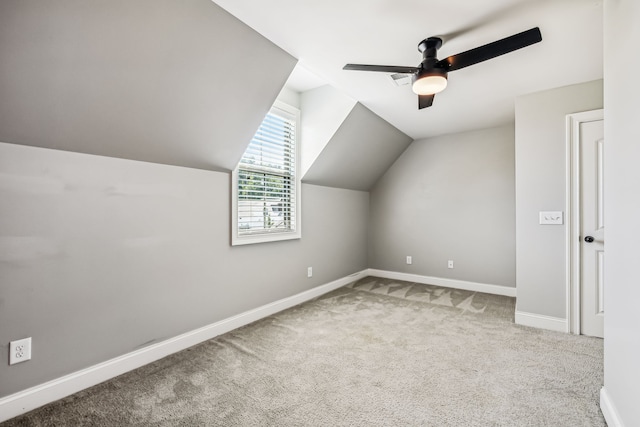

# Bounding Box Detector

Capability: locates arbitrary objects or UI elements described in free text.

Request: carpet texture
[3,277,604,426]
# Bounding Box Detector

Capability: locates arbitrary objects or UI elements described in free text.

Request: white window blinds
[233,101,300,244]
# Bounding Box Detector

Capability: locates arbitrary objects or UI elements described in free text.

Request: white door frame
[565,109,604,335]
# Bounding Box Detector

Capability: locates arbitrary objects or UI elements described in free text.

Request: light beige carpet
[3,277,604,426]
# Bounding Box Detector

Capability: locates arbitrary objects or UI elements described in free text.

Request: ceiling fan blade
[343,64,419,73]
[437,27,542,72]
[419,94,435,109]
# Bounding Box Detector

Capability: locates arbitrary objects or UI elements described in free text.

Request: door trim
[565,109,604,335]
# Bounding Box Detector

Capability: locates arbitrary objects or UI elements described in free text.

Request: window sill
[231,230,301,246]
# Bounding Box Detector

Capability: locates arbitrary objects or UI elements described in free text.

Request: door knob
[584,236,595,243]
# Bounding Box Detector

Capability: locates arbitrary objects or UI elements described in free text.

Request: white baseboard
[514,310,568,332]
[0,269,368,423]
[366,269,517,297]
[600,387,625,427]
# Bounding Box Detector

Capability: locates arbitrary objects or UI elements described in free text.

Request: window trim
[231,100,301,246]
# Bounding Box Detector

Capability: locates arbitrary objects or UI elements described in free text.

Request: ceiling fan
[343,27,542,109]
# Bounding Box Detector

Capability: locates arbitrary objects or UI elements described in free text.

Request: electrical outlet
[307,267,313,278]
[406,255,412,265]
[448,260,454,269]
[9,337,32,365]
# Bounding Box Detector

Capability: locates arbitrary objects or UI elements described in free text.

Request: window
[231,100,301,245]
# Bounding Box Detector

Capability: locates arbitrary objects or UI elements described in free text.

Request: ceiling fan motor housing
[411,37,448,95]
[413,38,448,95]
[413,66,448,81]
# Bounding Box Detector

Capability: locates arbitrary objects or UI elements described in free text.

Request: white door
[579,119,605,338]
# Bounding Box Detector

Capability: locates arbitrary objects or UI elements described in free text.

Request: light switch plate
[539,211,563,225]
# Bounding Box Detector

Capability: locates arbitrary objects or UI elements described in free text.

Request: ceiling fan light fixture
[412,73,448,95]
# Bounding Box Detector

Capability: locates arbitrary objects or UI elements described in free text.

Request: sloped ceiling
[0,0,296,172]
[303,103,413,191]
[211,0,603,140]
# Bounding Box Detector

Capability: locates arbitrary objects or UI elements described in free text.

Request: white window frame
[231,100,301,246]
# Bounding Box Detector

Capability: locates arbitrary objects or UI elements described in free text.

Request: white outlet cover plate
[9,337,32,365]
[539,211,564,225]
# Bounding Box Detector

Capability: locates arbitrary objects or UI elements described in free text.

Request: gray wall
[369,125,516,287]
[603,0,640,424]
[303,103,413,191]
[0,0,296,172]
[514,80,603,318]
[0,142,369,398]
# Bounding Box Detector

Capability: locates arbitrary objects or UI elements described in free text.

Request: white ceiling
[212,0,603,140]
